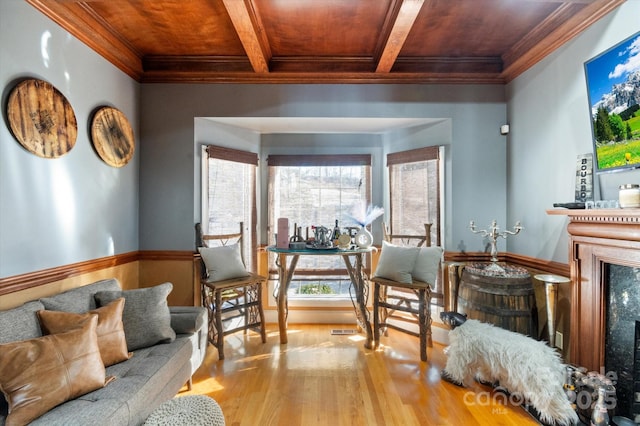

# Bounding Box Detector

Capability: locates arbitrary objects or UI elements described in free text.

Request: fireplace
[606,264,640,419]
[550,209,640,420]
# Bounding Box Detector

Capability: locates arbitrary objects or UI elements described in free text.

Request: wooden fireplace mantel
[547,208,640,370]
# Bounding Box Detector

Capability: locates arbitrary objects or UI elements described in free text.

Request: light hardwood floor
[180,324,540,426]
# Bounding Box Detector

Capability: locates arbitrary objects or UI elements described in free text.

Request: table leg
[342,253,373,350]
[274,253,298,344]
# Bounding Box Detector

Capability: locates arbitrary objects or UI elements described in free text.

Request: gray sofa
[0,279,208,426]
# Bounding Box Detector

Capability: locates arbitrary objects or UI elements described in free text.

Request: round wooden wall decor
[91,106,135,168]
[7,78,77,158]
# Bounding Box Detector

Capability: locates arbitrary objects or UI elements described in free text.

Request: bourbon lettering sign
[575,153,594,202]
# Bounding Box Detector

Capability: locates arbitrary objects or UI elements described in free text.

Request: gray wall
[506,0,640,263]
[140,84,507,252]
[9,0,631,278]
[0,0,139,278]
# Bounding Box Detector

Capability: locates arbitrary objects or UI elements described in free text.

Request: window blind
[203,145,258,271]
[267,154,371,167]
[387,146,442,246]
[206,145,258,165]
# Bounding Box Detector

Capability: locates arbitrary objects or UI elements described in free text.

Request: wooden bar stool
[195,222,266,360]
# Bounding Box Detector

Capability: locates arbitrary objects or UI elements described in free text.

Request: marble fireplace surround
[549,209,640,370]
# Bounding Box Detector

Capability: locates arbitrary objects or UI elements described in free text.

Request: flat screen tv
[584,31,640,173]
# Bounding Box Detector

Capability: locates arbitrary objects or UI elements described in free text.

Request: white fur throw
[443,319,578,426]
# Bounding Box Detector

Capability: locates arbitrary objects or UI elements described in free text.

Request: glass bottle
[590,386,609,426]
[563,366,577,410]
[332,219,341,244]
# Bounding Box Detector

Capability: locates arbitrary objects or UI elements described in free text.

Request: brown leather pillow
[0,316,106,425]
[37,297,131,366]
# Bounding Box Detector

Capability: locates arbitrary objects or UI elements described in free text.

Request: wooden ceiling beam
[221,0,271,73]
[376,0,425,73]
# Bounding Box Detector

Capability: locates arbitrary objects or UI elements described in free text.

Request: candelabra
[469,219,523,265]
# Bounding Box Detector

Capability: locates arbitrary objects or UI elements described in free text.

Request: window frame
[266,154,372,298]
[201,145,259,272]
[387,146,444,247]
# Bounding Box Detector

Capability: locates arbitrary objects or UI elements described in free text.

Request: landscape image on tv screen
[585,31,640,172]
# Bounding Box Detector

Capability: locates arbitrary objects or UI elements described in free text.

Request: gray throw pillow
[198,243,250,282]
[94,282,176,351]
[40,279,121,313]
[412,246,444,285]
[0,301,45,344]
[373,241,420,283]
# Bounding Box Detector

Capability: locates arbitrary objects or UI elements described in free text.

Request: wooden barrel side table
[456,262,538,337]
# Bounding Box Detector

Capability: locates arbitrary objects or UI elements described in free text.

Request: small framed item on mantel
[575,153,594,203]
[91,106,135,168]
[553,153,594,209]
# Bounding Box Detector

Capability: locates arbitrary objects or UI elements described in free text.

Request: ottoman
[144,395,225,426]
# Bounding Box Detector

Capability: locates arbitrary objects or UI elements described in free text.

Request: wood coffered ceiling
[27,0,626,84]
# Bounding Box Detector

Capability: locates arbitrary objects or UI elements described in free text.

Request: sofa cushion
[0,300,44,344]
[38,298,131,367]
[373,240,420,283]
[40,278,121,313]
[94,283,176,351]
[199,243,250,282]
[0,316,107,426]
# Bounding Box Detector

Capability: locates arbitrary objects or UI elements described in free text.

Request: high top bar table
[267,246,375,349]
